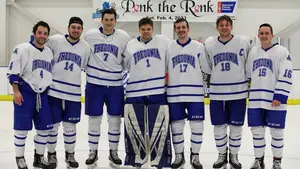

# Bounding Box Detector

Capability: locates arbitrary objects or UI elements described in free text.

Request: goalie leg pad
[148,104,172,168]
[124,103,147,166]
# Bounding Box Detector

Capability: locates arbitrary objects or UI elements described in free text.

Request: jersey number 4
[64,62,74,71]
[40,70,43,78]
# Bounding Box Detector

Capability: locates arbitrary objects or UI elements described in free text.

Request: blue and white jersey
[247,44,293,111]
[124,35,170,98]
[167,38,209,103]
[204,35,253,100]
[7,42,53,93]
[46,34,91,102]
[84,27,130,86]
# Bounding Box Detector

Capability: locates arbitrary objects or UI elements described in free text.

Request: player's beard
[69,34,80,41]
[142,33,151,41]
[35,38,47,46]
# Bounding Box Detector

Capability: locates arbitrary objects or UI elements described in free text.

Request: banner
[92,0,238,22]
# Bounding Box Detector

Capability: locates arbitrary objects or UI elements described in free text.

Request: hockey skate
[109,150,122,168]
[190,152,203,169]
[86,150,98,169]
[272,158,282,169]
[65,152,79,169]
[16,156,28,169]
[48,151,57,169]
[171,152,185,169]
[213,152,228,169]
[134,164,142,169]
[250,156,265,169]
[33,151,50,169]
[229,154,241,169]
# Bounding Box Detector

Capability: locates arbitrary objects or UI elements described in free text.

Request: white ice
[0,102,299,169]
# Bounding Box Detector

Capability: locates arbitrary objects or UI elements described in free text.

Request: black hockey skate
[171,152,185,169]
[229,154,242,169]
[33,151,49,169]
[16,156,28,169]
[65,152,79,169]
[109,149,122,168]
[272,158,282,169]
[213,151,228,169]
[47,151,57,169]
[190,151,203,169]
[250,156,265,169]
[86,150,98,169]
[134,163,142,169]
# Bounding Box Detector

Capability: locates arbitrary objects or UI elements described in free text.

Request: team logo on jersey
[57,52,82,67]
[94,44,119,57]
[133,48,161,64]
[252,58,273,72]
[239,48,244,56]
[13,48,18,54]
[172,54,195,68]
[213,52,238,66]
[286,55,292,61]
[32,59,52,72]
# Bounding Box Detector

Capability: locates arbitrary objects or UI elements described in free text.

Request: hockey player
[203,15,253,169]
[83,9,130,168]
[123,17,172,169]
[167,18,209,169]
[46,17,91,169]
[247,23,293,169]
[7,21,53,169]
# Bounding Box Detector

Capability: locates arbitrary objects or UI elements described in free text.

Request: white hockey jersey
[124,35,170,98]
[204,35,253,100]
[7,42,53,93]
[167,38,210,103]
[84,27,130,86]
[246,44,293,111]
[46,34,91,102]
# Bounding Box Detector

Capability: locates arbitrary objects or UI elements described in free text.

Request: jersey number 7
[104,53,109,61]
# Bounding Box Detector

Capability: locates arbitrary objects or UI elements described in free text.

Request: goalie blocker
[124,95,172,168]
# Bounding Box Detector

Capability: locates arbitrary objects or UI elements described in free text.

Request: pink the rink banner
[92,0,238,22]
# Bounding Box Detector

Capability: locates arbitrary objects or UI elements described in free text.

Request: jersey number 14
[64,62,74,71]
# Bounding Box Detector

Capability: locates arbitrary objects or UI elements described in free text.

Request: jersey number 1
[146,59,151,67]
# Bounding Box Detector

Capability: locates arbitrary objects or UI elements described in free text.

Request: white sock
[88,116,102,151]
[229,125,242,155]
[47,123,60,153]
[270,128,284,158]
[171,120,185,153]
[251,126,266,158]
[63,122,77,153]
[190,120,204,154]
[214,124,228,154]
[35,130,50,155]
[108,115,121,151]
[14,130,28,157]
